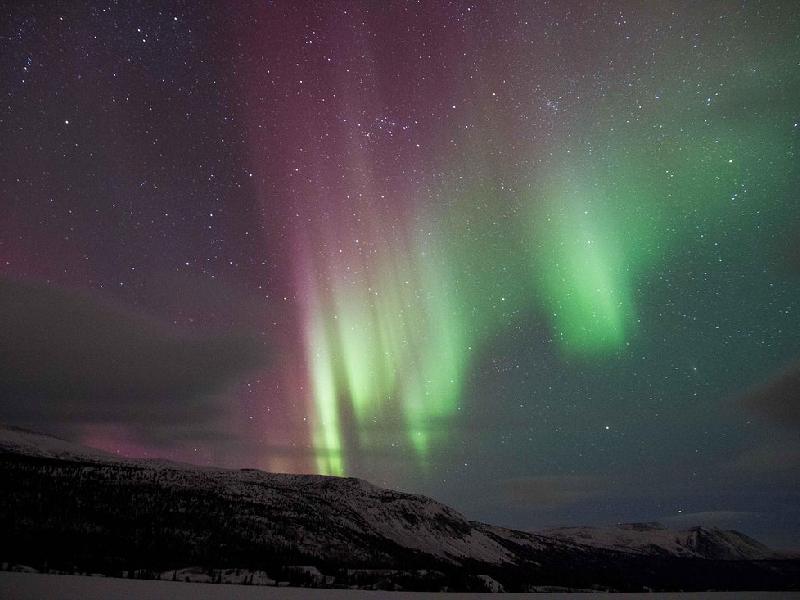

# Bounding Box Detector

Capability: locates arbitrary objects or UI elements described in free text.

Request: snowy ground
[1,572,798,599]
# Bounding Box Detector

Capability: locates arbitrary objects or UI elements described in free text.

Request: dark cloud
[0,277,268,429]
[739,361,800,430]
[728,441,800,477]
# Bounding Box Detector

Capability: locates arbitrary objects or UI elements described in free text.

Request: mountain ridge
[538,522,781,561]
[0,424,797,592]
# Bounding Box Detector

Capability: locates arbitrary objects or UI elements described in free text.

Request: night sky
[2,1,799,547]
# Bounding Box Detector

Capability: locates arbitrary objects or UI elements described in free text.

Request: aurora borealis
[2,1,800,547]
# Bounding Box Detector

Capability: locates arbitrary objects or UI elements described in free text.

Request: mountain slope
[539,522,780,561]
[0,425,797,592]
[0,425,518,567]
[0,425,117,462]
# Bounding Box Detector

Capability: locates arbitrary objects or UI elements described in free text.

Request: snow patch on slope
[0,425,115,462]
[539,522,779,560]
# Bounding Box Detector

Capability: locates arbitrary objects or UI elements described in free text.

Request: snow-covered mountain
[0,424,797,592]
[0,424,117,462]
[539,522,780,561]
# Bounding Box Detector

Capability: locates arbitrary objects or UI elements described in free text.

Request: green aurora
[299,18,799,477]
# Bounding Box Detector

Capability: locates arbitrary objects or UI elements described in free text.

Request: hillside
[0,425,797,592]
[539,522,781,561]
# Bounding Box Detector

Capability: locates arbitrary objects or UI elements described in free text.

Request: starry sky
[1,1,799,547]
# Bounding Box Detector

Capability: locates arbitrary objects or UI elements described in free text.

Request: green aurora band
[302,225,470,476]
[300,44,799,476]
